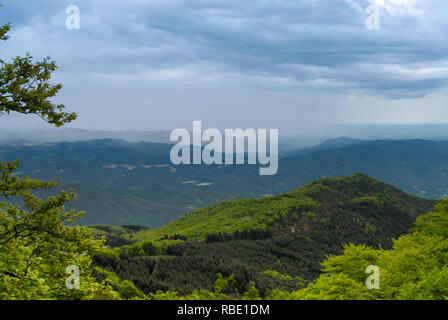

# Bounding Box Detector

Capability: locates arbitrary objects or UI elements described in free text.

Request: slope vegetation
[92,174,436,295]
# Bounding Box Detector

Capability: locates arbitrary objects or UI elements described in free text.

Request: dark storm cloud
[2,1,447,91]
[0,0,447,130]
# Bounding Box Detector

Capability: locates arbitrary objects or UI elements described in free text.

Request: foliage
[93,174,435,297]
[0,161,117,299]
[142,199,447,300]
[93,235,315,296]
[265,199,448,300]
[0,15,117,300]
[0,27,76,126]
[205,229,272,243]
[148,273,256,300]
[93,267,144,299]
[134,196,319,241]
[351,196,382,207]
[134,174,434,241]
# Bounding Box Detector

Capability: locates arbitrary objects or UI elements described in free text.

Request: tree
[0,8,118,299]
[266,200,448,300]
[0,24,76,126]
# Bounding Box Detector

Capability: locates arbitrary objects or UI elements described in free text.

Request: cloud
[0,0,447,130]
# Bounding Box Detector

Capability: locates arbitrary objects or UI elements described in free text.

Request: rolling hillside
[132,173,434,242]
[91,174,437,295]
[1,138,448,226]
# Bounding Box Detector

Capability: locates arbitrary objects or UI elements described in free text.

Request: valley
[1,137,448,226]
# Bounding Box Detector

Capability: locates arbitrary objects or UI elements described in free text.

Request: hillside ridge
[91,173,437,295]
[130,173,436,243]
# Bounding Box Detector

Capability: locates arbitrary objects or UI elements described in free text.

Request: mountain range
[1,137,447,226]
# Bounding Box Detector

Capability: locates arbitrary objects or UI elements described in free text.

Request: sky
[0,0,447,133]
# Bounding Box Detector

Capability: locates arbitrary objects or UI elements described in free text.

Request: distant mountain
[284,137,363,157]
[312,136,363,149]
[0,139,269,226]
[1,138,448,226]
[277,139,448,199]
[283,123,448,141]
[0,128,172,144]
[92,174,436,295]
[5,123,448,149]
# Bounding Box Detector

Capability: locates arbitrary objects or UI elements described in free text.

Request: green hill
[92,174,436,295]
[132,173,435,242]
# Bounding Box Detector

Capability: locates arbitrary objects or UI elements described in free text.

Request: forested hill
[91,174,436,295]
[1,138,447,226]
[132,173,436,243]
